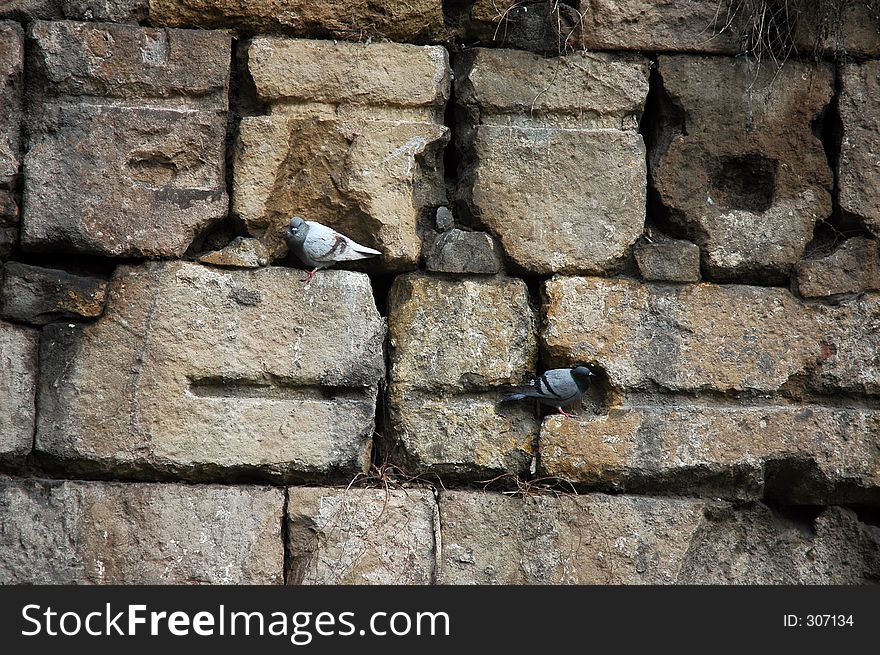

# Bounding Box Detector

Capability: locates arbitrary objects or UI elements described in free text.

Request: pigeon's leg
[301,268,319,283]
[557,406,575,417]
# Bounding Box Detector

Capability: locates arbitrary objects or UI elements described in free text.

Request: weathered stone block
[456,48,648,274]
[36,262,385,480]
[0,22,23,226]
[424,229,503,274]
[149,0,445,41]
[540,407,880,503]
[22,21,230,258]
[650,56,833,282]
[542,277,880,395]
[0,320,37,462]
[0,476,284,583]
[63,0,149,22]
[634,237,701,282]
[234,38,449,270]
[839,61,880,237]
[438,491,880,584]
[387,273,537,476]
[0,262,108,324]
[461,0,745,54]
[0,1,63,20]
[794,237,880,298]
[287,487,436,584]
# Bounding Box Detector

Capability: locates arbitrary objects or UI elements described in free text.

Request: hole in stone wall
[763,456,832,505]
[709,153,778,213]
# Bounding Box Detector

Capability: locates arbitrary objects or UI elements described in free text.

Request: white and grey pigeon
[501,365,596,417]
[284,216,382,282]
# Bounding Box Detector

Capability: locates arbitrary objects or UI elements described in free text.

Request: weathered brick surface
[540,407,880,503]
[542,277,880,396]
[0,262,108,324]
[839,61,880,237]
[0,22,23,226]
[149,0,445,41]
[234,38,449,270]
[438,491,880,584]
[0,476,284,583]
[36,262,385,480]
[287,487,437,584]
[0,320,37,462]
[387,274,537,476]
[455,48,648,274]
[650,56,833,282]
[22,21,230,258]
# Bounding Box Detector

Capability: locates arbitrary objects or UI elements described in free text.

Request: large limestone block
[36,262,385,480]
[235,38,450,270]
[650,56,833,281]
[839,61,880,237]
[0,476,284,583]
[287,487,437,584]
[0,22,23,224]
[149,0,446,41]
[0,320,37,462]
[542,277,880,396]
[540,407,880,503]
[22,21,230,257]
[437,491,880,584]
[455,48,648,274]
[387,274,538,477]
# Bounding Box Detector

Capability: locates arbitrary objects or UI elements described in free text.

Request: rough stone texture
[0,228,15,259]
[0,262,108,324]
[794,0,880,57]
[234,38,449,270]
[36,262,385,480]
[455,48,648,274]
[63,0,149,22]
[794,237,880,299]
[542,277,880,396]
[634,237,701,283]
[387,273,537,476]
[0,22,23,226]
[198,236,271,269]
[839,61,880,237]
[461,0,744,54]
[438,491,880,584]
[424,229,503,274]
[149,0,445,41]
[0,320,37,462]
[287,487,437,584]
[22,21,230,258]
[0,1,63,20]
[0,476,284,583]
[540,407,880,503]
[650,56,833,282]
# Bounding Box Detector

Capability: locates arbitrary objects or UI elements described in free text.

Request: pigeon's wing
[304,221,381,263]
[505,368,580,403]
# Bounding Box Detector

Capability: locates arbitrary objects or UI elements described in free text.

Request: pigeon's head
[285,216,309,245]
[570,365,596,389]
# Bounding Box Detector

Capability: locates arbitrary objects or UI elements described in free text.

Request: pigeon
[283,216,382,282]
[501,365,596,417]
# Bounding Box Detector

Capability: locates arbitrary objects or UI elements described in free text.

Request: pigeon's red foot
[557,407,575,417]
[301,268,318,283]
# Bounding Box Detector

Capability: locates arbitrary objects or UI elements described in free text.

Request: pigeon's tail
[500,387,531,403]
[351,244,382,257]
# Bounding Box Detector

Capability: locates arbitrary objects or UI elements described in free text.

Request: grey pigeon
[501,365,596,416]
[284,216,382,282]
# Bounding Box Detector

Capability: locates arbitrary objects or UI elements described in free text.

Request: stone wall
[0,1,878,584]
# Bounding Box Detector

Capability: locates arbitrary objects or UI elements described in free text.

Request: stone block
[22,21,230,257]
[234,38,450,270]
[0,22,23,225]
[0,476,284,583]
[794,237,880,298]
[35,262,385,480]
[455,48,648,274]
[0,320,37,462]
[634,237,701,282]
[287,487,436,584]
[0,262,108,324]
[649,55,833,282]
